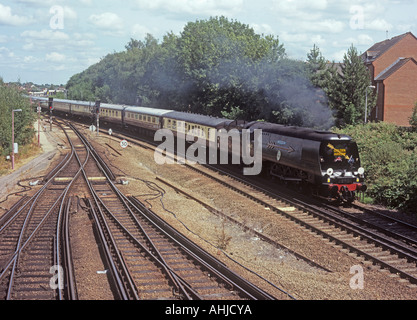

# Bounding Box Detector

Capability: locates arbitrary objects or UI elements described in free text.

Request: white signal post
[108,129,112,145]
[37,103,41,147]
[11,109,22,170]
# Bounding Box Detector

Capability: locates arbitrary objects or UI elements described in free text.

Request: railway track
[181,162,417,287]
[78,122,417,289]
[0,121,84,300]
[69,123,277,300]
[0,119,277,300]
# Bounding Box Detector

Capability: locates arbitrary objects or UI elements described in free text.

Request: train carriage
[162,111,234,144]
[99,103,125,123]
[123,106,173,133]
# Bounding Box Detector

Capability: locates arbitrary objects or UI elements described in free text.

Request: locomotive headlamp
[326,168,334,176]
[358,167,365,175]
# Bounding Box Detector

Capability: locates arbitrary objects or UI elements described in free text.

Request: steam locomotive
[31,96,366,202]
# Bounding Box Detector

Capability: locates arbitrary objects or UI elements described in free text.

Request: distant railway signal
[95,99,100,136]
[48,97,54,111]
[95,99,101,114]
[48,97,53,131]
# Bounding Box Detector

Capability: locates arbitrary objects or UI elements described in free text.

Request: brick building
[363,32,417,126]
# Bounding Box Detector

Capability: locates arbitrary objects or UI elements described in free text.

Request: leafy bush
[410,102,417,131]
[334,122,417,212]
[0,80,35,156]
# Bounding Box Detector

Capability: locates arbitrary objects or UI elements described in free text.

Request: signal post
[48,97,54,131]
[95,99,100,136]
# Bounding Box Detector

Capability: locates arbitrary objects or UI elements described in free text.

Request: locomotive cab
[319,139,366,202]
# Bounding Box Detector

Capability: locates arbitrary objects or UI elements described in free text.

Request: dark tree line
[66,16,375,130]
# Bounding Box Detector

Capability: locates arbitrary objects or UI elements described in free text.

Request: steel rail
[1,120,89,299]
[70,123,194,299]
[67,123,139,300]
[186,163,417,285]
[69,122,275,300]
[128,196,276,300]
[0,133,77,298]
[86,198,135,300]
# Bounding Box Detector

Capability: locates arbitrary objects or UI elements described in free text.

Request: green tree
[330,45,376,127]
[176,16,285,117]
[409,101,417,131]
[0,80,35,156]
[64,17,333,129]
[306,44,329,88]
[334,122,417,212]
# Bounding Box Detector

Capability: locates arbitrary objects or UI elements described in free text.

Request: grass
[0,136,42,177]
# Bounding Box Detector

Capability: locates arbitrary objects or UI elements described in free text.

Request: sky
[0,0,416,85]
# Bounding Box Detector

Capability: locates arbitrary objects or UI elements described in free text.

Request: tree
[0,82,34,156]
[410,101,417,131]
[329,45,376,127]
[306,44,329,89]
[64,17,333,129]
[176,16,285,116]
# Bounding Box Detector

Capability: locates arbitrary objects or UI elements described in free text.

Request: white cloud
[132,0,243,17]
[21,29,70,41]
[79,0,93,5]
[63,6,78,20]
[365,19,393,31]
[329,49,347,62]
[0,4,33,26]
[23,42,34,50]
[280,32,309,43]
[46,52,66,62]
[311,35,326,46]
[0,47,14,58]
[89,12,124,30]
[24,55,38,63]
[274,0,328,12]
[273,0,328,20]
[357,34,373,45]
[285,18,345,34]
[250,23,275,36]
[131,24,151,39]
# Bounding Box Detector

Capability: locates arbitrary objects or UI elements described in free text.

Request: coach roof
[164,111,233,128]
[124,106,173,117]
